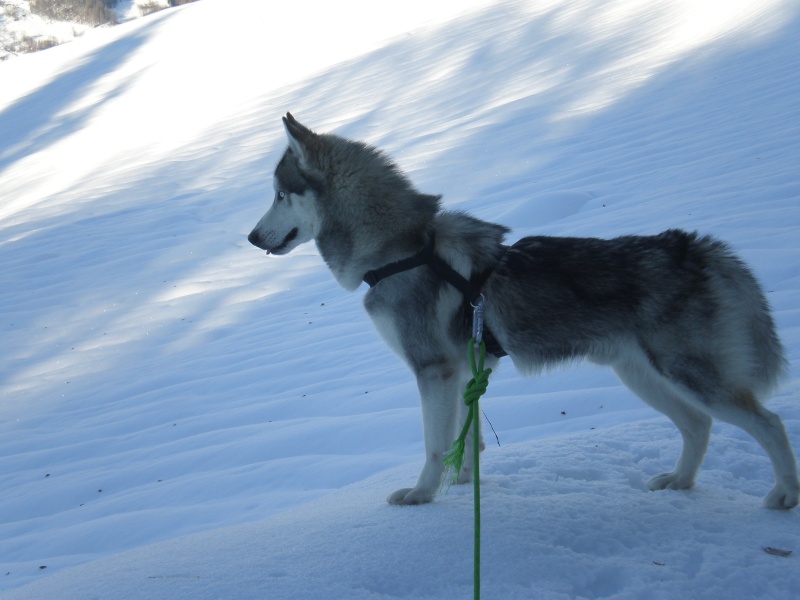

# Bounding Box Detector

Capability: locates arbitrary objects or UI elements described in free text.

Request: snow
[114,1,171,23]
[0,0,89,59]
[0,0,798,597]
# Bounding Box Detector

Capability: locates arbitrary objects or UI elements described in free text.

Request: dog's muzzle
[248,228,298,255]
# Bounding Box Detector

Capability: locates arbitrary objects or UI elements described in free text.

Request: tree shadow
[1,4,799,590]
[0,13,175,173]
[2,0,799,414]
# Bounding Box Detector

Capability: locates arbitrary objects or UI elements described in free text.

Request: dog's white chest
[367,308,406,359]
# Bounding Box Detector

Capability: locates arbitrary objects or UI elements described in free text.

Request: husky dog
[248,113,799,509]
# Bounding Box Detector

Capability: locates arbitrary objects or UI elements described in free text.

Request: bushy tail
[749,298,788,395]
[705,236,788,396]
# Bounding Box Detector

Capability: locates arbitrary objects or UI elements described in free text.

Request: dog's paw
[387,487,435,505]
[647,471,694,491]
[763,483,800,510]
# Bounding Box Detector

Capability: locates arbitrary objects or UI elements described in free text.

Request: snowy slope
[1,0,799,598]
[0,1,165,61]
[1,1,87,61]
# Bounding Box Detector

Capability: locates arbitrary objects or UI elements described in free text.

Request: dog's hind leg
[613,355,712,492]
[731,399,800,509]
[651,350,800,509]
[387,363,465,505]
[685,388,798,509]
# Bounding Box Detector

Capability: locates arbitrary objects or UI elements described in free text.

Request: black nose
[248,230,261,247]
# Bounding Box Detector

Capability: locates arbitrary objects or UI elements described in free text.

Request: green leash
[444,321,493,600]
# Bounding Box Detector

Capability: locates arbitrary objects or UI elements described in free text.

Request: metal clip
[471,294,485,346]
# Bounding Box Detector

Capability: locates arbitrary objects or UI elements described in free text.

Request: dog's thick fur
[249,114,799,509]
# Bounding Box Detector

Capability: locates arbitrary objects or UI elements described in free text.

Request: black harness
[363,233,508,358]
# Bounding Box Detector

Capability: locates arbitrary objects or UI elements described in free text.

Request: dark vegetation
[30,0,120,26]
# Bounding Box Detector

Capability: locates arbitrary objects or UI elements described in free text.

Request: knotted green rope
[443,337,492,600]
[444,339,491,481]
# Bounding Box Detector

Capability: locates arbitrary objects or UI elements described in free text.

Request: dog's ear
[282,113,317,166]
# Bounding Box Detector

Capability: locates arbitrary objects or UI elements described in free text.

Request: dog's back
[484,230,786,391]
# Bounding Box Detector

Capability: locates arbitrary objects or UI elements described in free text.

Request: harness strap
[363,232,508,357]
[362,235,436,289]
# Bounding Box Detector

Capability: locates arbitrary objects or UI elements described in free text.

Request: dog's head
[248,113,325,255]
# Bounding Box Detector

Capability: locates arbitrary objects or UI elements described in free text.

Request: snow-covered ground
[114,0,171,22]
[1,0,87,59]
[0,1,173,61]
[1,0,799,597]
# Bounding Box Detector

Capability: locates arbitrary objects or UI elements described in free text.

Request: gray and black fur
[249,114,799,509]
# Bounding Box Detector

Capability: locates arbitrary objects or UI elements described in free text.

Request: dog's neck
[316,221,430,292]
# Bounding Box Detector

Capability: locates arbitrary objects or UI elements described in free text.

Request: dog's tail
[705,236,788,398]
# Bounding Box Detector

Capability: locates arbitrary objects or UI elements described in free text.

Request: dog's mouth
[265,227,298,255]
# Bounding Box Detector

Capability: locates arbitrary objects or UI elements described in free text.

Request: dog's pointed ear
[282,113,317,166]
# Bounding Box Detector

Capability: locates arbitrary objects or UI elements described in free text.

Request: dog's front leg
[387,365,461,505]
